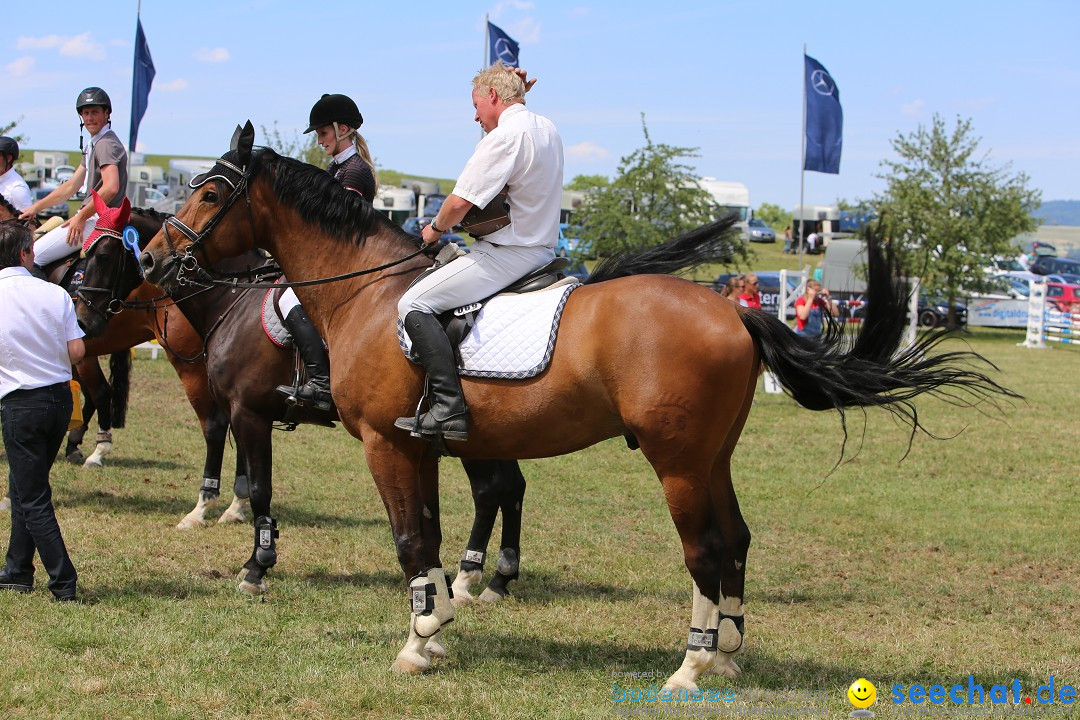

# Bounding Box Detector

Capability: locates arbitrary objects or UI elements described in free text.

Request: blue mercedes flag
[129,17,155,151]
[804,54,842,174]
[488,21,519,67]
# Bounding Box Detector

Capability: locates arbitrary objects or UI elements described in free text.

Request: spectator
[794,279,839,336]
[0,222,85,601]
[806,231,820,254]
[738,274,762,309]
[0,137,33,213]
[783,226,793,254]
[719,275,744,300]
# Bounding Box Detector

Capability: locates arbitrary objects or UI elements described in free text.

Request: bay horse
[0,197,249,527]
[75,218,534,603]
[138,134,1016,690]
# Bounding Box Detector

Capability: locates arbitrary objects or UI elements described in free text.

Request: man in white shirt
[395,63,563,443]
[806,231,820,253]
[0,136,33,213]
[0,222,85,601]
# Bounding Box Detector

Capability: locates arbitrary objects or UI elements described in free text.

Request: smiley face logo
[848,678,877,709]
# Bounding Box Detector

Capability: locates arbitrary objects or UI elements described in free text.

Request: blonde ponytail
[353,133,379,195]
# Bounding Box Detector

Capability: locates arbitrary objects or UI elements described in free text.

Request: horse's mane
[131,205,172,221]
[247,148,414,250]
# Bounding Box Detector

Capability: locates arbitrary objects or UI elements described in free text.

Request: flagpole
[798,43,807,271]
[482,14,489,140]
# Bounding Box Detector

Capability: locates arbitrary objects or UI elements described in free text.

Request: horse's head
[140,121,258,289]
[75,191,143,337]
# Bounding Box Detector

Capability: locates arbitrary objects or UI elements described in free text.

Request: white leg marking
[176,492,219,530]
[216,496,249,525]
[450,568,482,607]
[83,441,112,468]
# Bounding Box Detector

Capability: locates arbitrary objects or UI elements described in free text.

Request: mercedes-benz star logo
[811,70,835,96]
[494,38,517,65]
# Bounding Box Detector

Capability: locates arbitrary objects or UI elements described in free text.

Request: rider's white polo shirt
[0,167,33,213]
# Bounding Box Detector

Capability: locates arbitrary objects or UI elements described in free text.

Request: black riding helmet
[0,136,18,163]
[304,94,363,133]
[76,86,112,113]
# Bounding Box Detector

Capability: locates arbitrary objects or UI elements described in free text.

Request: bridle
[75,229,141,321]
[153,151,428,291]
[158,157,253,288]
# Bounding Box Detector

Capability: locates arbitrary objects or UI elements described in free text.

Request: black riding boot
[275,306,334,412]
[394,311,469,442]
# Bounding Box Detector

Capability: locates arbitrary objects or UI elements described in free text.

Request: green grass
[2,326,1078,718]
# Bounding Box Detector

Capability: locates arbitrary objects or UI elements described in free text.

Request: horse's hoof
[425,638,447,659]
[238,578,268,596]
[662,675,699,693]
[391,651,431,675]
[217,509,245,525]
[450,589,475,608]
[176,515,206,530]
[709,657,742,678]
[66,450,85,465]
[83,456,103,468]
[478,587,506,604]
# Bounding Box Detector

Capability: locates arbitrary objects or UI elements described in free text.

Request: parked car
[1030,255,1080,277]
[917,295,967,329]
[1044,273,1080,286]
[31,186,70,222]
[557,223,593,258]
[401,216,466,249]
[1045,282,1080,314]
[745,217,776,243]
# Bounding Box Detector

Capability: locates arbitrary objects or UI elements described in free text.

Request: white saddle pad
[398,281,578,379]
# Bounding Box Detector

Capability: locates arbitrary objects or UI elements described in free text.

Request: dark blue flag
[488,21,519,67]
[129,17,156,151]
[803,54,842,174]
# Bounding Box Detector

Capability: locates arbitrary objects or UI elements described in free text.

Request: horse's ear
[229,124,243,151]
[236,120,255,167]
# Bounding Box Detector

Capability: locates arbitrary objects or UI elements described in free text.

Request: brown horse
[0,198,249,527]
[138,135,1016,690]
[76,219,534,602]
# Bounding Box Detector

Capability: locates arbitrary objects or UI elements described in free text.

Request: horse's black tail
[108,350,132,428]
[583,216,742,284]
[738,224,1021,446]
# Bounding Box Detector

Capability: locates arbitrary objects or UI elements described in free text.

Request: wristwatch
[429,219,443,233]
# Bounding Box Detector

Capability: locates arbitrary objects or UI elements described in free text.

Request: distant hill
[1036,200,1080,227]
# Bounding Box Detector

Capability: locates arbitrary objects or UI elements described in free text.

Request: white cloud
[5,56,35,77]
[511,17,541,44]
[491,0,535,19]
[901,99,925,116]
[567,142,610,161]
[16,33,106,60]
[194,47,230,63]
[159,78,190,92]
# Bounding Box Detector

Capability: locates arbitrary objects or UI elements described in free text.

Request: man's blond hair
[472,61,526,104]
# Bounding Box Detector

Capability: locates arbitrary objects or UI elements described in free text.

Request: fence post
[1021,280,1048,349]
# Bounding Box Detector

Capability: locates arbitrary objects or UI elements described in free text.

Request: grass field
[1,324,1078,718]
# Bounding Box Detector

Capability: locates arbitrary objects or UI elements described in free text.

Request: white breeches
[279,287,302,316]
[34,215,98,266]
[397,240,555,321]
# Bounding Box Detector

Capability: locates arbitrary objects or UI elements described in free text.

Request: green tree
[754,202,790,231]
[261,122,326,168]
[875,114,1040,325]
[573,115,742,261]
[565,174,609,191]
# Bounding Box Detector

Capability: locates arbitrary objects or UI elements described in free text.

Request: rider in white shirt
[0,137,33,213]
[394,62,563,443]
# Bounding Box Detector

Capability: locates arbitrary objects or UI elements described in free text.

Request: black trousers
[1,382,77,598]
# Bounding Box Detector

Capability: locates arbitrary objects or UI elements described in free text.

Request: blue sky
[5,0,1078,207]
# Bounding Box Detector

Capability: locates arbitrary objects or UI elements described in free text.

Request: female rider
[275,94,377,412]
